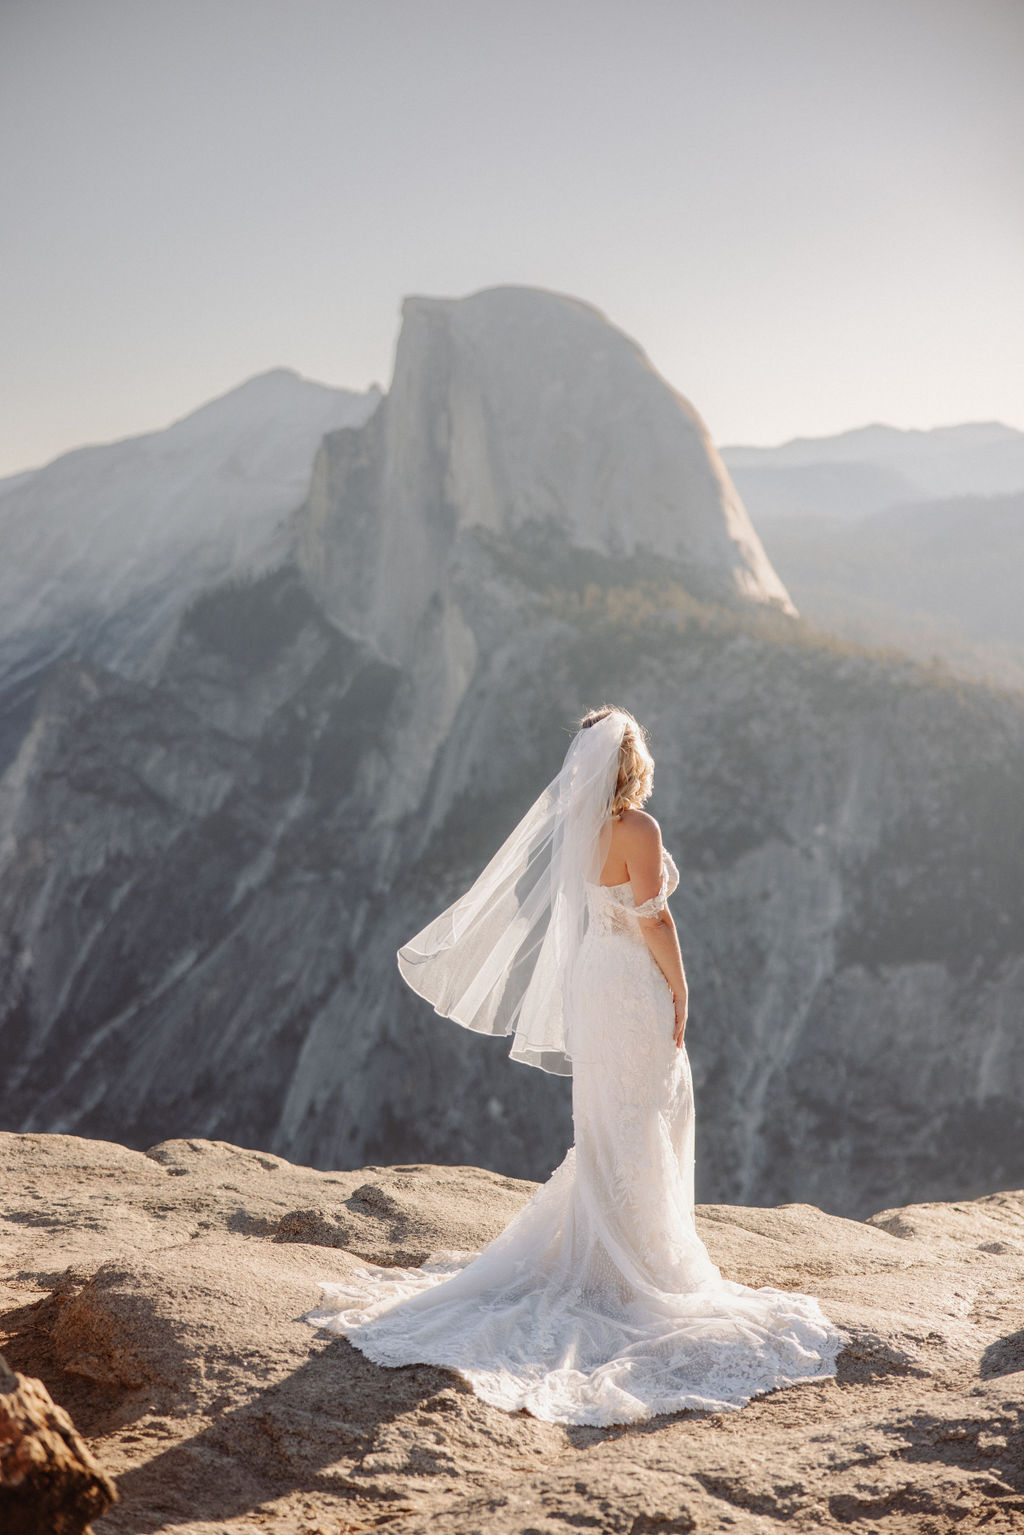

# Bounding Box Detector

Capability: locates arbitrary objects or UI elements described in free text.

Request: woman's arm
[637,908,688,1045]
[621,812,689,1047]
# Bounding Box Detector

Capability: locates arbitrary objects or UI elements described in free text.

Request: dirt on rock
[1,1131,1023,1534]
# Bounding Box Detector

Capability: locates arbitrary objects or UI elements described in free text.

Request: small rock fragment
[0,1351,117,1534]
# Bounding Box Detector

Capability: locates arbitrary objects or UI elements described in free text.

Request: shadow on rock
[980,1328,1024,1380]
[106,1338,466,1532]
[832,1331,925,1386]
[892,1406,1024,1498]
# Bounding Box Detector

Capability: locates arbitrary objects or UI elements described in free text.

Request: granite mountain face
[0,368,380,770]
[296,288,793,666]
[1,286,1022,1218]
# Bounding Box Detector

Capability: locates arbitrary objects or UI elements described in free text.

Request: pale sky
[2,0,1022,477]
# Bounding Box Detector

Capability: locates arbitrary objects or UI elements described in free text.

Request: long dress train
[305,851,842,1426]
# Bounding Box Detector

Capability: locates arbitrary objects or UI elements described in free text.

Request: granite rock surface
[1,1132,1023,1534]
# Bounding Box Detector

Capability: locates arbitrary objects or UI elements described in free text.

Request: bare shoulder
[618,807,662,850]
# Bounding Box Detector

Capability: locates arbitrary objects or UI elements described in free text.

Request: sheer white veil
[397,711,628,1074]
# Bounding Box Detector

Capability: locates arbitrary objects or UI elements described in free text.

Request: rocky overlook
[1,1132,1023,1534]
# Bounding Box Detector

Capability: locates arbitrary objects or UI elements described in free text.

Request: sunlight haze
[1,0,1021,476]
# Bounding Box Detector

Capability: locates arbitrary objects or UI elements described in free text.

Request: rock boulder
[0,1350,116,1534]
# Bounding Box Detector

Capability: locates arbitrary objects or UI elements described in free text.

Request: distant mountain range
[723,420,1024,518]
[722,424,1024,689]
[1,286,1022,1220]
[0,369,380,767]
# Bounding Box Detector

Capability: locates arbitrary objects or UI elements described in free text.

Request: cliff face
[296,287,793,668]
[1,288,1023,1218]
[2,562,1023,1217]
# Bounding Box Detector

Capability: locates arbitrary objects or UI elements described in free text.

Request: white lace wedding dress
[306,849,842,1426]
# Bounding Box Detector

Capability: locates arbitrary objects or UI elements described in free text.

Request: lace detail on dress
[306,844,843,1426]
[586,849,680,932]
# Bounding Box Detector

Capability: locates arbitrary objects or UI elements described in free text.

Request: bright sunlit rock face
[295,287,794,667]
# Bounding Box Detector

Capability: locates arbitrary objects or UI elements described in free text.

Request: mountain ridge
[2,287,1023,1221]
[0,367,384,488]
[0,368,381,770]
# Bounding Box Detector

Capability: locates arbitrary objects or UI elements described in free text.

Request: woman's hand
[672,994,687,1049]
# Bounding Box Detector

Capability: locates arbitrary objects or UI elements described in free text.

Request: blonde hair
[578,705,654,815]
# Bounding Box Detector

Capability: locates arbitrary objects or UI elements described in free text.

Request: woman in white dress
[307,707,842,1426]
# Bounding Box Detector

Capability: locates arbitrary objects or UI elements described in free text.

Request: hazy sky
[2,0,1022,476]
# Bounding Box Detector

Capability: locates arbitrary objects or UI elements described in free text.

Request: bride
[307,706,842,1425]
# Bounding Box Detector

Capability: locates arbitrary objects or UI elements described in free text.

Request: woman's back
[598,806,664,901]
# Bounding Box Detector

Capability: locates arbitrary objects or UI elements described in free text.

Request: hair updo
[578,705,654,815]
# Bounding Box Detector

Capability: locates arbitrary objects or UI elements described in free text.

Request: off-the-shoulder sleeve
[631,851,679,920]
[631,866,670,920]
